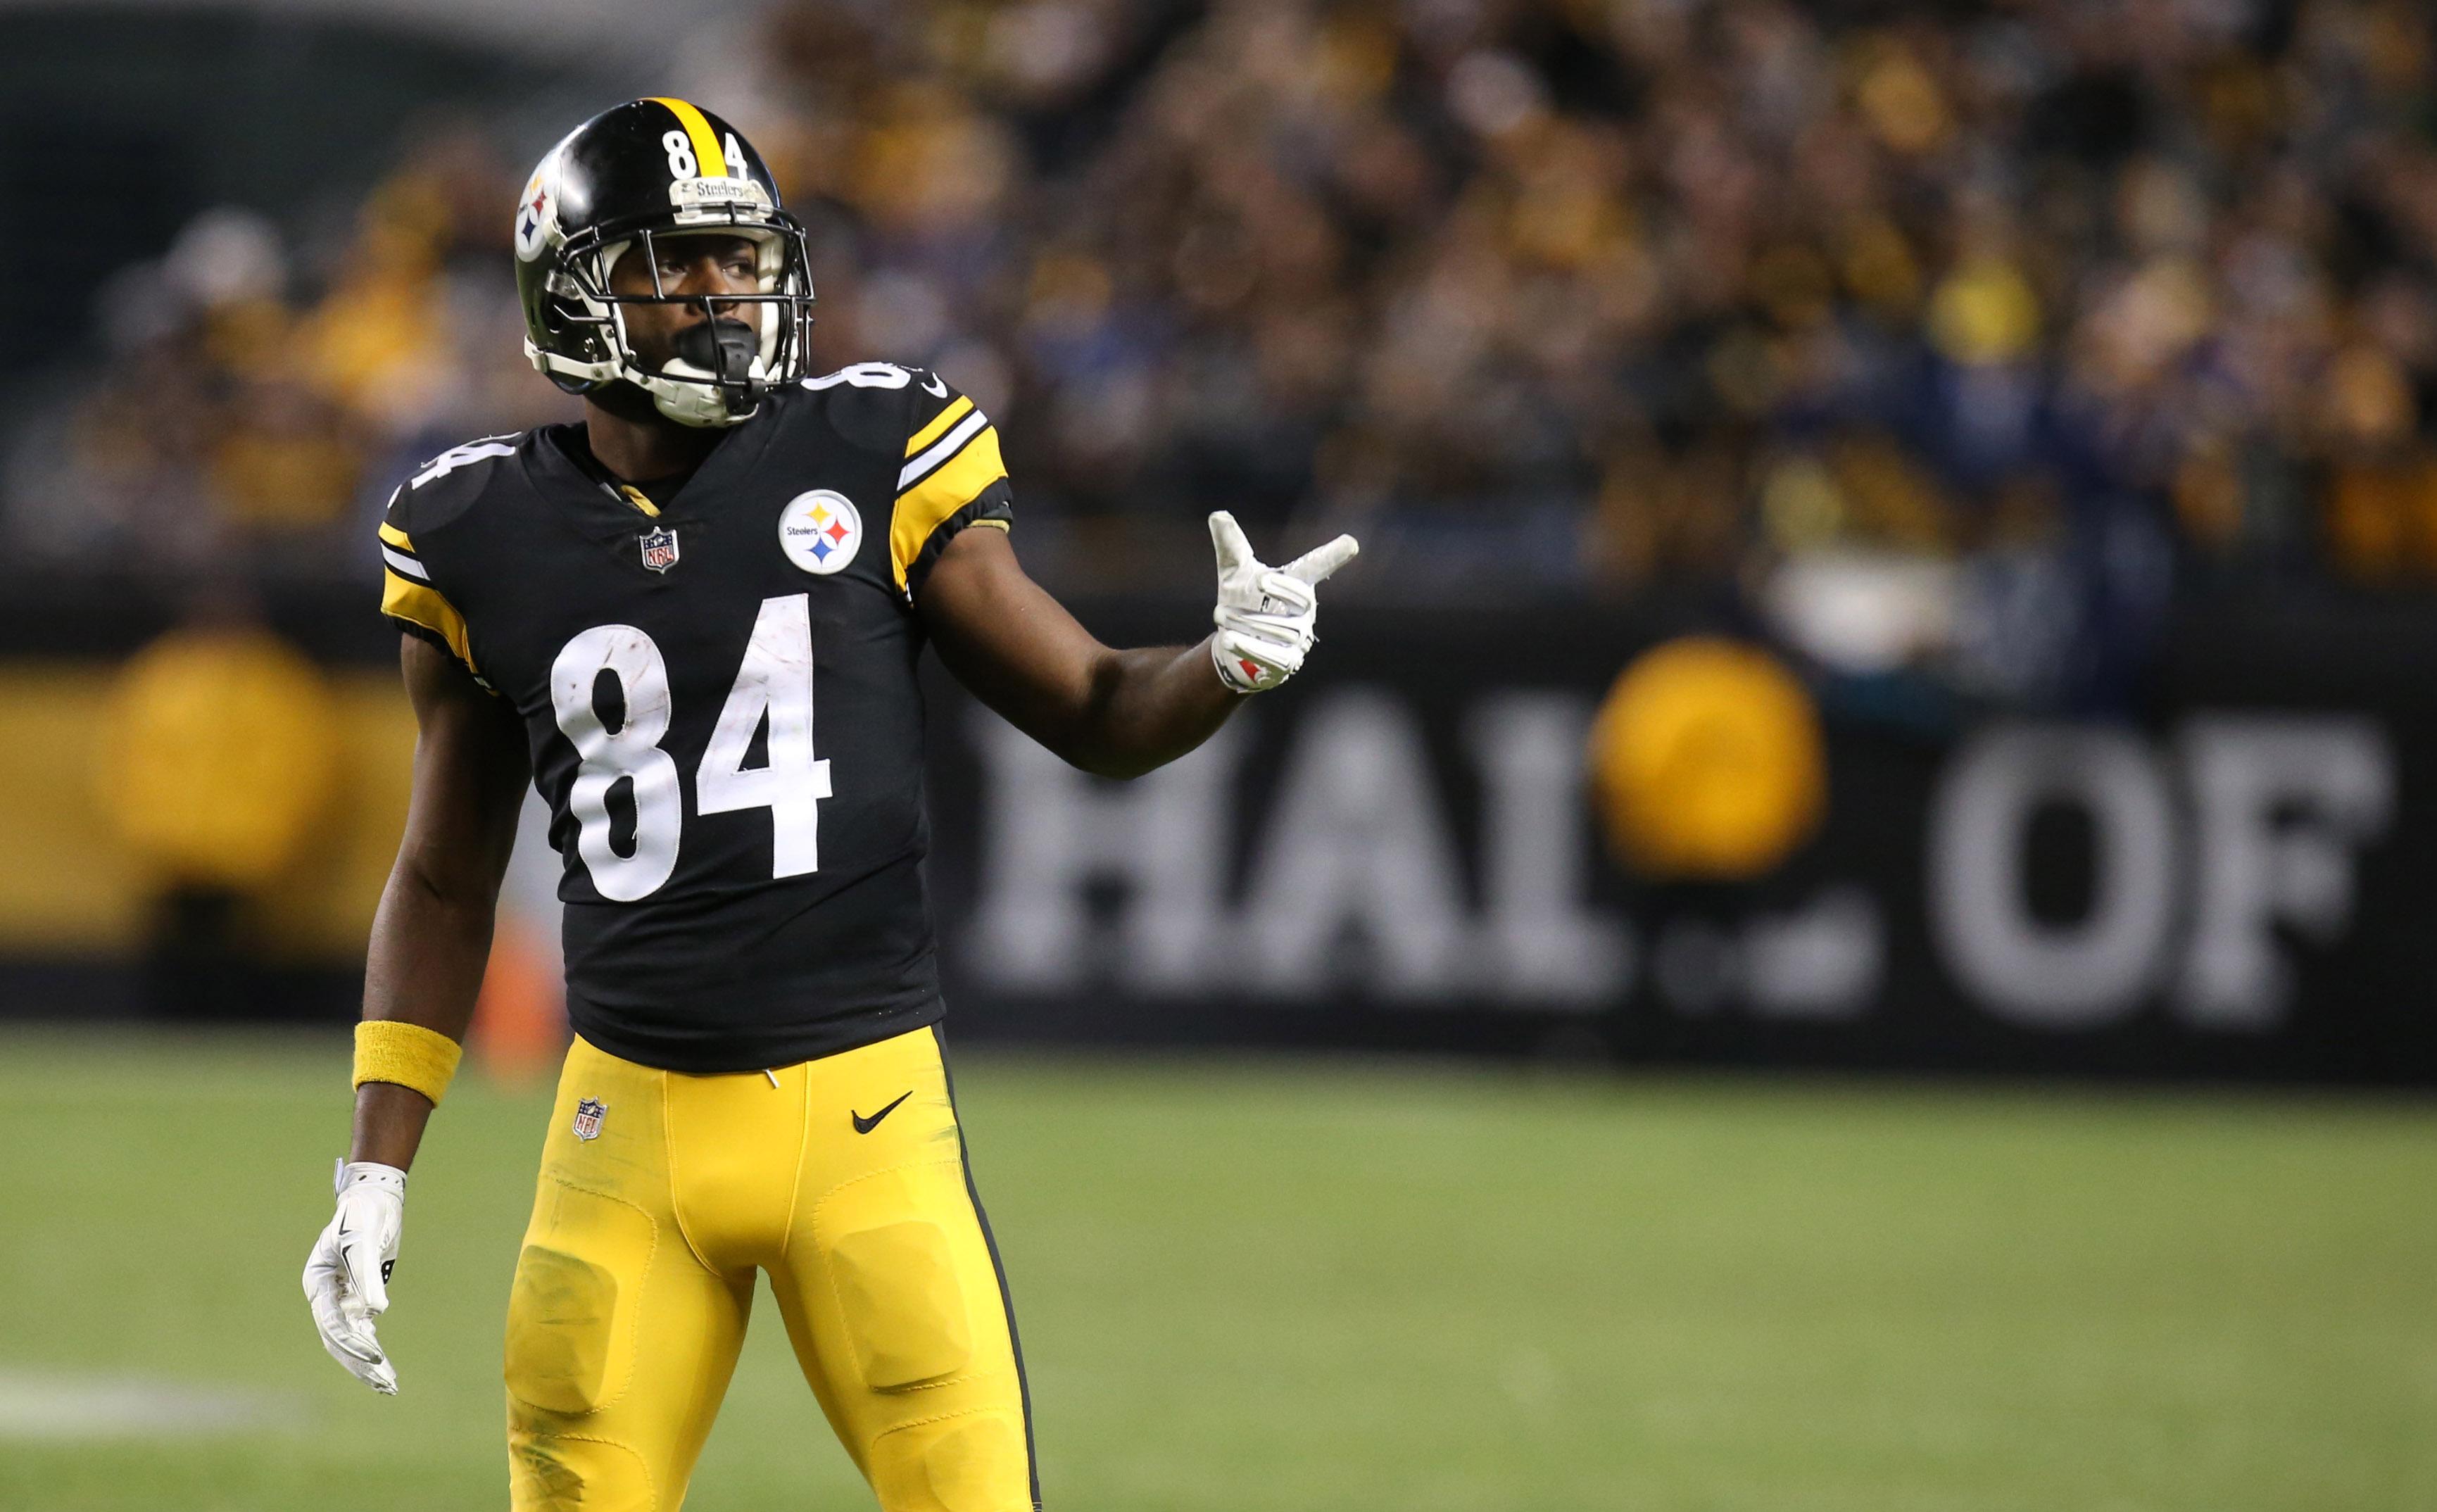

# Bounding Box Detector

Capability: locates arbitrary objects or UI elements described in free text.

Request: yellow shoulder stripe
[647,97,726,179]
[905,395,975,458]
[891,424,1006,595]
[377,521,414,551]
[382,569,478,674]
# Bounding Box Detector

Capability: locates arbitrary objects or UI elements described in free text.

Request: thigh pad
[821,1164,980,1392]
[505,1180,656,1416]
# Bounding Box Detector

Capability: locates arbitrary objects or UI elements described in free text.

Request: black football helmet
[515,98,813,427]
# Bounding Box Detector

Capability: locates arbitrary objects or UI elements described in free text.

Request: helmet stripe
[648,96,727,179]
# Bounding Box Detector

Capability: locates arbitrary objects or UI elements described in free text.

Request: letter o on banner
[1927,726,2177,1028]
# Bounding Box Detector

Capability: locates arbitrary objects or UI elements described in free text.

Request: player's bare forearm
[1058,638,1241,776]
[351,861,496,1168]
[351,636,532,1169]
[920,526,1238,779]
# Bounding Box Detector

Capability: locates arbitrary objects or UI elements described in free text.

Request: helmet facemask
[533,213,815,428]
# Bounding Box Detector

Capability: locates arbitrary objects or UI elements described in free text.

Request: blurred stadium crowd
[8,0,2437,707]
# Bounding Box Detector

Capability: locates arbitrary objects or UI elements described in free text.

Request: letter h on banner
[966,712,1240,992]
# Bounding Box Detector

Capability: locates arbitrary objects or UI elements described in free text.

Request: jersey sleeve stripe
[382,569,479,674]
[380,546,430,582]
[647,97,726,179]
[377,521,416,552]
[904,394,975,458]
[898,483,1014,600]
[898,408,990,492]
[890,424,1007,596]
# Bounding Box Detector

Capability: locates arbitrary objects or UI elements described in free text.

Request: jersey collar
[528,404,781,539]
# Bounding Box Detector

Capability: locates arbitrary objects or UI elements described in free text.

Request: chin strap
[527,341,765,428]
[654,355,767,424]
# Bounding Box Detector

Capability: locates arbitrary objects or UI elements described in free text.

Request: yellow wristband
[353,1020,464,1107]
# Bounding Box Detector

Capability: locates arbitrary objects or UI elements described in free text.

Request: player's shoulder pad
[382,431,527,537]
[794,361,968,457]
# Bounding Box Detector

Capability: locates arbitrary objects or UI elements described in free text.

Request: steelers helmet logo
[779,490,863,574]
[514,172,554,263]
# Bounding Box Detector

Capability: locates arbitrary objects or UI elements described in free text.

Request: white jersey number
[549,625,683,901]
[408,434,521,491]
[696,593,831,877]
[801,361,911,391]
[548,596,829,901]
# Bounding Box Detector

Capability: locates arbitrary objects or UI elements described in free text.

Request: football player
[300,98,1354,1512]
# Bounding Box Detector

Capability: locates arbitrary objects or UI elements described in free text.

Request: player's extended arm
[303,635,527,1395]
[919,512,1356,779]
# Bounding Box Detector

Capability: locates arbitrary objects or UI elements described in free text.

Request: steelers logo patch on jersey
[779,490,863,574]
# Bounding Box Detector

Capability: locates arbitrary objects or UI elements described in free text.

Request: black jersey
[377,364,1012,1071]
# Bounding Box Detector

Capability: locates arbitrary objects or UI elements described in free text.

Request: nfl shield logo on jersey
[638,527,681,574]
[572,1097,607,1141]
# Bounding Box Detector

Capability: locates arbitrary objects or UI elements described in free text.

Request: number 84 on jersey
[550,593,830,902]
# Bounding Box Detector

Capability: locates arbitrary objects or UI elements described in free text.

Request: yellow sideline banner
[0,662,415,961]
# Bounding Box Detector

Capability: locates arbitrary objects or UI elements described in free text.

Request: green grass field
[0,1033,2431,1511]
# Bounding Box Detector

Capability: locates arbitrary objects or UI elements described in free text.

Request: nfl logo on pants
[572,1097,607,1141]
[638,527,680,574]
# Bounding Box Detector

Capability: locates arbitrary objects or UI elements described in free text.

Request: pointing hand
[1207,512,1359,693]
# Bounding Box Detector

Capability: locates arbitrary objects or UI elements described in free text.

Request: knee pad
[508,1425,656,1512]
[868,1409,1033,1512]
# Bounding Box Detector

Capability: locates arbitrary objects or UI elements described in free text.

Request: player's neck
[580,394,724,487]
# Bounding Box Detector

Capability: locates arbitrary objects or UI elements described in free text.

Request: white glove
[302,1160,407,1395]
[1208,511,1359,693]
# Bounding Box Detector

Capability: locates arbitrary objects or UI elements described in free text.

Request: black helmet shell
[515,98,813,426]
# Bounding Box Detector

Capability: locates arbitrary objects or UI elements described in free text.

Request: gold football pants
[503,1026,1038,1511]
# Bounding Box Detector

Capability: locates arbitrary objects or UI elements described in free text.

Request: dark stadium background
[1,3,2432,1509]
